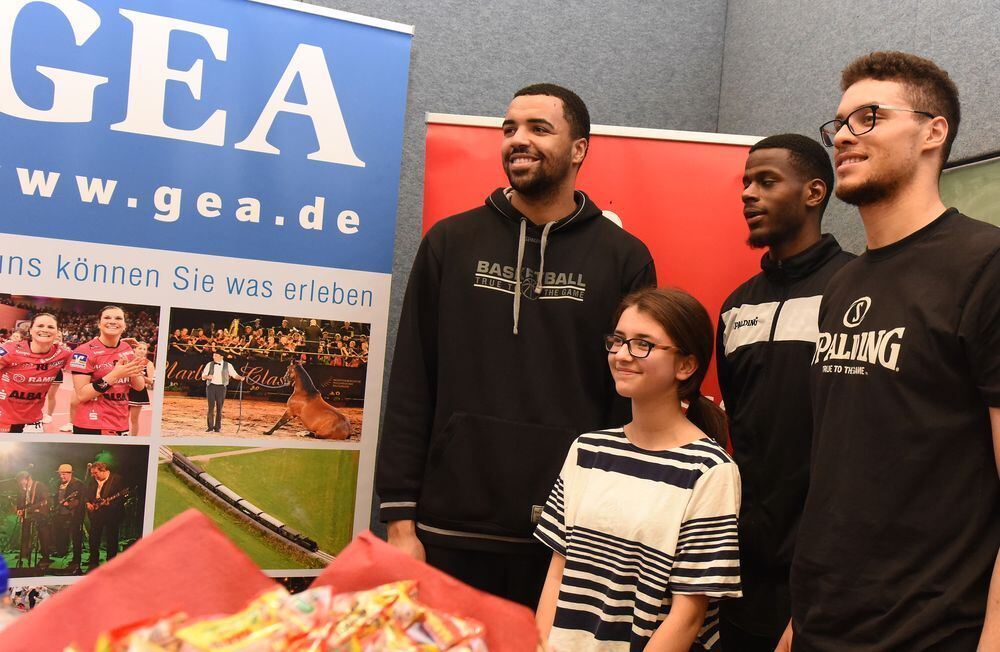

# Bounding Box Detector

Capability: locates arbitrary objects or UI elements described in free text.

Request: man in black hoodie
[376,84,656,607]
[716,134,854,649]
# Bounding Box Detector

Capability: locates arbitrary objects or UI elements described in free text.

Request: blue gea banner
[0,0,411,585]
[1,0,412,273]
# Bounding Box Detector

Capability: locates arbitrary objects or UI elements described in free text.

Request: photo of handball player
[70,306,148,436]
[127,341,155,438]
[0,314,73,433]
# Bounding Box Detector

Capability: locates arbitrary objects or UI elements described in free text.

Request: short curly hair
[513,83,590,141]
[841,51,960,165]
[750,133,835,214]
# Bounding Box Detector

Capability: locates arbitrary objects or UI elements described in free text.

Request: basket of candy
[1,511,539,652]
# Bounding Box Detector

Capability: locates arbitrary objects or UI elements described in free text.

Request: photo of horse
[159,308,368,441]
[263,363,352,439]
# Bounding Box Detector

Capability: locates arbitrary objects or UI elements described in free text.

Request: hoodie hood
[485,188,605,335]
[485,187,604,233]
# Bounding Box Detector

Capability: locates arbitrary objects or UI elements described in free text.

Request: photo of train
[167,450,322,556]
[154,445,358,570]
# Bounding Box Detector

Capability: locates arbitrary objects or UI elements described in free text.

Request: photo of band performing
[160,308,367,440]
[0,441,149,578]
[0,295,160,437]
[154,444,359,569]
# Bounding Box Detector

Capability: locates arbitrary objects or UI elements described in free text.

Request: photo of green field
[154,446,359,570]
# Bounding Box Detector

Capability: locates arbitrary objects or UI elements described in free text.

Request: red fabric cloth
[313,531,540,651]
[4,516,539,651]
[2,509,276,652]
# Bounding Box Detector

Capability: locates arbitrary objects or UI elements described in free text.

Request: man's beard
[836,174,899,206]
[836,156,911,206]
[746,218,795,250]
[747,228,776,249]
[505,152,572,199]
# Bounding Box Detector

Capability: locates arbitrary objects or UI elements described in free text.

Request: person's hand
[387,520,425,562]
[775,620,793,652]
[105,356,146,382]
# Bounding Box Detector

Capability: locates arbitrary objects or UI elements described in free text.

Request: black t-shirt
[791,210,1000,651]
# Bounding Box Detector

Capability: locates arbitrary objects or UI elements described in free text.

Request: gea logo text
[1,0,364,166]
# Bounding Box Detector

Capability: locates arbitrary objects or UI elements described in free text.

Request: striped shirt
[534,428,742,651]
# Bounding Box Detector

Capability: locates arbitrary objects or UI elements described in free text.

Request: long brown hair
[614,287,728,446]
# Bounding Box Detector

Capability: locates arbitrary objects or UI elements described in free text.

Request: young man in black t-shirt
[717,134,853,650]
[779,52,1000,651]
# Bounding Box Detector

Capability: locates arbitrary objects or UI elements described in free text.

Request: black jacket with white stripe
[376,188,655,553]
[715,234,853,637]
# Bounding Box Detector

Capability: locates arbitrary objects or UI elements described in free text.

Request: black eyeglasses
[819,104,935,147]
[604,334,683,359]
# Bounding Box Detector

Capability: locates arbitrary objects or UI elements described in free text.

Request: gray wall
[308,0,729,334]
[297,0,1000,530]
[718,0,1000,253]
[300,0,730,530]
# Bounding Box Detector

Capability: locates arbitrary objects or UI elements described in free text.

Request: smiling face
[832,79,931,206]
[133,342,148,358]
[742,148,817,251]
[29,314,59,347]
[609,306,694,402]
[501,94,585,198]
[99,307,127,340]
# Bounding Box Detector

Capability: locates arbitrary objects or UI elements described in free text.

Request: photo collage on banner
[0,0,412,585]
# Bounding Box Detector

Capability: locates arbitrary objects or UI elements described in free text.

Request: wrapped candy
[93,612,188,651]
[174,588,291,650]
[90,582,487,652]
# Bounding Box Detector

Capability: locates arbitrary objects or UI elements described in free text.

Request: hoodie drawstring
[512,218,527,335]
[534,221,554,297]
[512,219,555,334]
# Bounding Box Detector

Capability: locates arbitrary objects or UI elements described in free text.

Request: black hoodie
[715,234,854,637]
[376,188,656,552]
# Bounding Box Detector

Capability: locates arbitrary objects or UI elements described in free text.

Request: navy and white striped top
[534,428,742,651]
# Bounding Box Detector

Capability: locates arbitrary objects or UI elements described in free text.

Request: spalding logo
[843,297,872,328]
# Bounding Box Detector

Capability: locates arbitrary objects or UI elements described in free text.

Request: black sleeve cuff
[378,499,418,523]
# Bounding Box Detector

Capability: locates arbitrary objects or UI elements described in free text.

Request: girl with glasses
[535,287,741,651]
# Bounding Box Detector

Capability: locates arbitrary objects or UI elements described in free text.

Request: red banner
[422,118,761,402]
